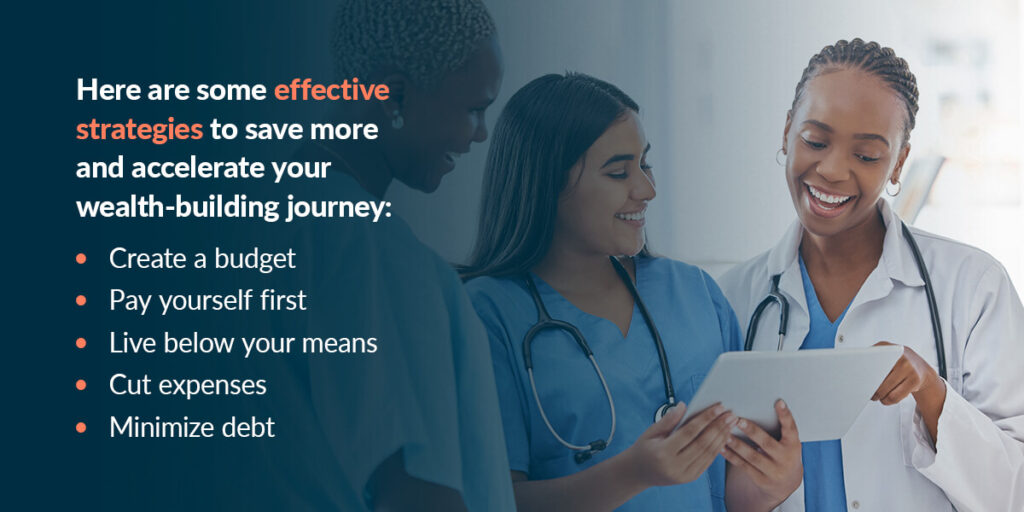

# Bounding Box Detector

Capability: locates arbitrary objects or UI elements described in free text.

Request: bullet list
[76,253,87,264]
[76,337,87,349]
[76,295,87,306]
[76,379,87,391]
[76,422,87,434]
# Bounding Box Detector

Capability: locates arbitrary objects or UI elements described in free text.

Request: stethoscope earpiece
[573,440,608,464]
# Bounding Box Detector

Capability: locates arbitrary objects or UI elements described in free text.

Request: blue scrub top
[798,256,850,512]
[466,257,742,511]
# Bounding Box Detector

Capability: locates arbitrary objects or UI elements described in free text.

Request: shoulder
[642,255,707,281]
[910,227,1009,285]
[641,256,732,308]
[464,274,526,303]
[464,275,534,325]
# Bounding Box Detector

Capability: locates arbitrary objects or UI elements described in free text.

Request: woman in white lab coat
[718,38,1024,512]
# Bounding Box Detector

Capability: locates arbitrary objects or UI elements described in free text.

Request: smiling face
[389,36,503,192]
[554,111,655,258]
[783,68,911,238]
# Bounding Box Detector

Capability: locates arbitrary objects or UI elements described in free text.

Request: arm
[511,404,736,512]
[872,264,1024,511]
[373,451,468,512]
[914,264,1024,511]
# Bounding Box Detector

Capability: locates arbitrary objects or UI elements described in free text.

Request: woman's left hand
[723,400,803,509]
[870,341,947,441]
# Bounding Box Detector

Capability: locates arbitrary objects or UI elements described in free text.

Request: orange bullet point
[76,295,86,306]
[76,337,87,349]
[76,253,87,264]
[76,379,87,390]
[76,422,87,434]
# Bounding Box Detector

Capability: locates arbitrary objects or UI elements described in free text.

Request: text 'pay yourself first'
[110,288,307,316]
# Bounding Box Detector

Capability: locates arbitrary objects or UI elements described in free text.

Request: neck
[800,205,887,275]
[316,106,394,199]
[533,240,628,295]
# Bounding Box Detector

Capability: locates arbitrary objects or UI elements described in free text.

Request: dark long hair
[460,72,644,280]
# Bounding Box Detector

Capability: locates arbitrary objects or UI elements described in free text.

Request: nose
[631,166,656,201]
[816,148,852,182]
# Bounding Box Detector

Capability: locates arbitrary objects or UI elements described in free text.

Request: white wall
[385,0,1021,286]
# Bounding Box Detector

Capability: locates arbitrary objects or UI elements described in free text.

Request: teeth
[808,185,852,204]
[615,211,644,221]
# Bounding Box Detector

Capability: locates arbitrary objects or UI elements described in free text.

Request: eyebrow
[601,143,651,168]
[803,120,890,148]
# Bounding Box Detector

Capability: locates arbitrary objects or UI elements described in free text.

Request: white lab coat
[717,200,1024,512]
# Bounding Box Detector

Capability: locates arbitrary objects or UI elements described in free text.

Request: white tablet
[678,346,903,442]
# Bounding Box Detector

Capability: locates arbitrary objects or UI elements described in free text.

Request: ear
[377,73,409,120]
[891,143,911,184]
[782,111,793,155]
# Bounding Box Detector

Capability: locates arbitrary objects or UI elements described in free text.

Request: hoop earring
[391,110,404,130]
[776,148,786,166]
[886,180,902,196]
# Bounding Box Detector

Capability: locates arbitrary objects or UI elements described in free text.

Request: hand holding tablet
[677,345,904,442]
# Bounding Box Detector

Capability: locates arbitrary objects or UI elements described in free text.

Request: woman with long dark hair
[462,73,802,511]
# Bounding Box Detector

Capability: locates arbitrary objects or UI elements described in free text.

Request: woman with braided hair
[719,38,1024,511]
[232,1,511,511]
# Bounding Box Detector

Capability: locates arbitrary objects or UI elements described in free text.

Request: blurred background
[381,0,1024,294]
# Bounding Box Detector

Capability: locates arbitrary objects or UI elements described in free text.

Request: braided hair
[332,0,496,90]
[790,38,920,145]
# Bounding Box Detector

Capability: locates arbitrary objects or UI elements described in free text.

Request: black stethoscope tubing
[744,221,947,380]
[522,256,677,463]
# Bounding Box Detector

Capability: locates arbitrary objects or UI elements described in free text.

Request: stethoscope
[745,221,947,380]
[522,256,677,464]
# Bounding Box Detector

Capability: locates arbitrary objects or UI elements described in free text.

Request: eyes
[608,164,653,180]
[800,136,881,163]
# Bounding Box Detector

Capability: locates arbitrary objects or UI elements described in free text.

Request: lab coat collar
[764,200,925,315]
[877,199,926,288]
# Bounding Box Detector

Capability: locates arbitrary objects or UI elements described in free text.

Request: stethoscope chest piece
[653,401,678,423]
[522,257,679,464]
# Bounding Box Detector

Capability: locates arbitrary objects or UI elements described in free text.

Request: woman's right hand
[623,402,737,488]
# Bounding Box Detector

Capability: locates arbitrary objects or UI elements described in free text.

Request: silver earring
[391,109,404,130]
[886,180,902,196]
[776,148,786,166]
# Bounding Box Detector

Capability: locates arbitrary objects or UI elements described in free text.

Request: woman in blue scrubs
[461,73,802,511]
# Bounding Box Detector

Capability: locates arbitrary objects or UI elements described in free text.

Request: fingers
[735,417,782,454]
[670,403,728,448]
[872,354,910,401]
[723,434,772,475]
[679,411,737,477]
[644,402,687,438]
[721,443,762,480]
[878,376,917,405]
[776,400,800,445]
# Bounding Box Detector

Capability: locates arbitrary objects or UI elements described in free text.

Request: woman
[241,1,513,511]
[719,39,1024,511]
[462,73,802,511]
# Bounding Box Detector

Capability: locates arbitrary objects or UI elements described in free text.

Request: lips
[805,184,856,218]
